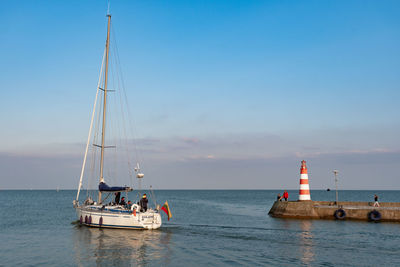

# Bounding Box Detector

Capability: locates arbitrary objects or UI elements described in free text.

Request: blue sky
[1,0,399,190]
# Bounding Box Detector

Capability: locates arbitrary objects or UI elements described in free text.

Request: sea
[1,190,400,266]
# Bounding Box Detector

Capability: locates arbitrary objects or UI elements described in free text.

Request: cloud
[295,149,400,164]
[1,133,399,189]
[0,151,81,189]
[181,154,216,161]
[182,137,200,145]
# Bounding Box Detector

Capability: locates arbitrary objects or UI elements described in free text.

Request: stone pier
[268,201,400,222]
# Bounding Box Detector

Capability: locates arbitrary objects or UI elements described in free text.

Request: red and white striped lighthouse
[299,160,311,201]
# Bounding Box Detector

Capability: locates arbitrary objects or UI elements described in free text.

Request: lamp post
[333,170,339,206]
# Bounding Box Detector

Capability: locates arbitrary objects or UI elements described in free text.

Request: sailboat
[72,12,163,230]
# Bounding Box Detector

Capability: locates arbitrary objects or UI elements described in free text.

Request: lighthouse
[299,160,311,201]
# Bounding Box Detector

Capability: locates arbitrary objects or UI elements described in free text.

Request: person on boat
[120,196,126,206]
[283,190,289,201]
[114,192,121,205]
[374,194,380,207]
[139,194,148,212]
[126,200,132,210]
[84,197,94,205]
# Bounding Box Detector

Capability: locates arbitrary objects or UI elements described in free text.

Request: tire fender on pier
[368,210,381,222]
[334,209,346,220]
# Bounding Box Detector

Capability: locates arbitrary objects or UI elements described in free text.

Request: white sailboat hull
[73,14,168,231]
[76,205,162,230]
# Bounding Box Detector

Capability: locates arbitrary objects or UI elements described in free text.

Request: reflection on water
[73,226,172,266]
[299,220,314,266]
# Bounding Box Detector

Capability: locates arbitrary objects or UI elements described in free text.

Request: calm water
[1,190,400,266]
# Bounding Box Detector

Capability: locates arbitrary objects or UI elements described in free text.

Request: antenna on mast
[107,0,111,15]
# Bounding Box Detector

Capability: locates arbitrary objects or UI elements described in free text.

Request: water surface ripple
[1,190,400,266]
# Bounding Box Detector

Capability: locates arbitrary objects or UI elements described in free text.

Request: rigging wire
[111,26,147,188]
[88,63,106,198]
[108,55,119,187]
[77,47,106,202]
[88,68,103,196]
[149,185,157,208]
[111,25,161,205]
[110,34,135,187]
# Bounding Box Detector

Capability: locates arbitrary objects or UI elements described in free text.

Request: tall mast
[99,14,112,203]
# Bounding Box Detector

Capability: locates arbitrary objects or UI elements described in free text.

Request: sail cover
[98,182,132,192]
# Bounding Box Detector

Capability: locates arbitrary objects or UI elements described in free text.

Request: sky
[1,0,399,190]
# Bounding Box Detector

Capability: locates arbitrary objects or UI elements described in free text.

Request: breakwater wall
[268,201,400,222]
